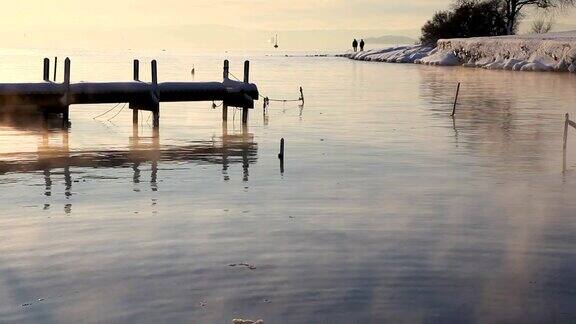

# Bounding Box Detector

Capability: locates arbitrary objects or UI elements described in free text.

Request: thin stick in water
[564,113,569,171]
[451,82,461,117]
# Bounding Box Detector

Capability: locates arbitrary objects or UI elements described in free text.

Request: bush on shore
[420,0,508,46]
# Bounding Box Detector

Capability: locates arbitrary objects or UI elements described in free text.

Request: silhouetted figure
[360,39,365,51]
[352,39,358,52]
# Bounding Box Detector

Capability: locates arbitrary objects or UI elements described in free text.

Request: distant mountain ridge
[364,35,417,45]
[1,24,420,51]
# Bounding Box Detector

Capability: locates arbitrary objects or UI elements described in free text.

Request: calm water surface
[1,49,576,323]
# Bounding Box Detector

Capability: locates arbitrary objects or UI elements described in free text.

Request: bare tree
[502,0,575,34]
[531,16,555,33]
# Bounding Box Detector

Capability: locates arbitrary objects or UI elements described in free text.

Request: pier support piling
[242,61,250,124]
[223,60,229,80]
[242,108,249,124]
[132,106,139,124]
[0,58,259,129]
[299,87,304,104]
[43,58,50,82]
[222,60,230,121]
[133,59,140,81]
[151,60,160,129]
[62,109,69,127]
[53,57,58,82]
[243,61,250,83]
[131,59,140,124]
[152,106,160,128]
[151,60,158,85]
[64,58,71,85]
[62,58,71,127]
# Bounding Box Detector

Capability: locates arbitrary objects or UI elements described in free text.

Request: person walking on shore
[352,39,358,52]
[360,39,365,51]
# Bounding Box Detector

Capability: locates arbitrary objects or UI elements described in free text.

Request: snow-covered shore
[341,31,576,73]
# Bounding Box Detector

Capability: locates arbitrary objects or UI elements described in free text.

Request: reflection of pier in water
[0,114,258,199]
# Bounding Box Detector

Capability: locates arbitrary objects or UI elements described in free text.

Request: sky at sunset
[0,0,574,50]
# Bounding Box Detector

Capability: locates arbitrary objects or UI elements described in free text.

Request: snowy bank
[342,31,576,73]
[339,45,435,63]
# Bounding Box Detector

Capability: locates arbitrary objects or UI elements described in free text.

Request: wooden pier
[0,58,259,128]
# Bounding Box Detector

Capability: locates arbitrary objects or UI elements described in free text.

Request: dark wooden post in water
[151,60,160,128]
[278,138,285,174]
[242,60,250,124]
[278,138,285,159]
[43,58,50,82]
[564,113,570,171]
[53,57,58,82]
[299,87,304,104]
[132,59,140,124]
[222,60,229,121]
[62,58,71,126]
[451,82,461,117]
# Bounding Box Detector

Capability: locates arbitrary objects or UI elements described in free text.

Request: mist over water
[1,49,576,323]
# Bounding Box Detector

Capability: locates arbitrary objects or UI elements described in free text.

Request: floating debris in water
[229,263,256,270]
[232,319,263,324]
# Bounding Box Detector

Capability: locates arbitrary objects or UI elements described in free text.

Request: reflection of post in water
[263,108,269,126]
[63,130,72,198]
[242,123,249,182]
[452,116,459,148]
[38,124,71,198]
[151,127,159,191]
[132,162,141,184]
[41,130,52,197]
[222,121,229,180]
[220,120,253,181]
[1,113,257,191]
[43,169,52,197]
[151,160,158,191]
[130,122,160,191]
[131,123,141,185]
